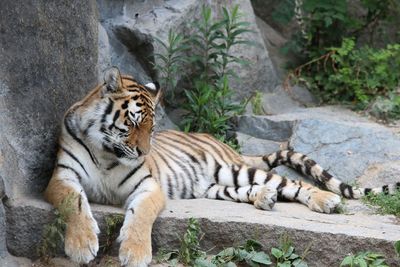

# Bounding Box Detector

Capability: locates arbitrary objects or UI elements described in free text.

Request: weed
[153,29,190,104]
[38,193,78,261]
[340,251,389,267]
[101,214,124,254]
[251,90,264,115]
[271,235,308,267]
[362,190,400,217]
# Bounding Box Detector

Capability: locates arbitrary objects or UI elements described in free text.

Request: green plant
[153,29,190,103]
[251,90,264,115]
[38,193,78,260]
[362,190,400,217]
[340,252,389,267]
[395,240,400,258]
[101,214,124,254]
[154,4,252,146]
[271,235,308,267]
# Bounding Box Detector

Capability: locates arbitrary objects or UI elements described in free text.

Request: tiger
[44,67,400,267]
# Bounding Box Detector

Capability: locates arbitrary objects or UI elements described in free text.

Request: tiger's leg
[205,183,278,210]
[118,177,165,267]
[212,164,341,213]
[44,170,99,264]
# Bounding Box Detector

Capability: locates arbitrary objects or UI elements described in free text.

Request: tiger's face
[85,68,161,162]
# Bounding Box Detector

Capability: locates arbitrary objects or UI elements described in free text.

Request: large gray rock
[236,107,400,184]
[0,0,99,197]
[97,0,279,98]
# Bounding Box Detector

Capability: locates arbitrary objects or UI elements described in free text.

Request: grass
[362,190,400,217]
[37,193,78,261]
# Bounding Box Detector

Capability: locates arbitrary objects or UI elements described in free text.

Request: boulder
[236,107,400,184]
[0,0,99,197]
[97,0,279,98]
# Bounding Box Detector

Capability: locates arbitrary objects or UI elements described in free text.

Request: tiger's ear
[103,67,122,93]
[144,81,162,105]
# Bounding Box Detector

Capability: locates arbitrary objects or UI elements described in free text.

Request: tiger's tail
[245,150,400,199]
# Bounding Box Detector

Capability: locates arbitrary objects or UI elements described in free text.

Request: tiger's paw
[307,190,341,214]
[118,237,152,267]
[254,187,278,211]
[64,213,100,264]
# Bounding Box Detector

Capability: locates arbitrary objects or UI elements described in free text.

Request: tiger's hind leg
[211,163,341,213]
[205,183,278,210]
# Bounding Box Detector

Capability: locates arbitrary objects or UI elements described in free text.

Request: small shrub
[362,190,400,217]
[340,252,389,267]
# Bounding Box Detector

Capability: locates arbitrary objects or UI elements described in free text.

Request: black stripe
[83,119,95,136]
[106,161,119,170]
[118,161,145,187]
[126,174,152,197]
[321,170,333,182]
[248,168,256,185]
[286,151,294,165]
[294,185,302,200]
[78,195,82,212]
[264,172,273,184]
[364,188,372,195]
[216,190,225,200]
[277,177,287,193]
[214,162,222,184]
[262,155,272,170]
[396,182,400,191]
[60,146,89,177]
[223,186,234,200]
[156,135,200,164]
[340,183,354,198]
[180,174,188,199]
[57,163,82,181]
[382,185,389,195]
[154,150,176,198]
[64,113,98,166]
[304,159,316,176]
[231,165,240,186]
[101,99,114,123]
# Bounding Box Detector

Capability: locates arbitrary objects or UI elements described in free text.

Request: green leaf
[340,255,353,266]
[271,248,284,259]
[251,251,272,265]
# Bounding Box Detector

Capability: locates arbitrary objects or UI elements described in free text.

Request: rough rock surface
[97,0,279,97]
[0,0,99,197]
[5,197,400,266]
[236,107,400,184]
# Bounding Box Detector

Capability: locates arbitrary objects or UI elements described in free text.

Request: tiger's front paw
[118,235,152,267]
[307,190,341,214]
[64,213,100,264]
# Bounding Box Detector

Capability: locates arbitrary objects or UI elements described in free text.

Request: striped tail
[261,150,400,199]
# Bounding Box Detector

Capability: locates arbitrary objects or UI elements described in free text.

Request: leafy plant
[362,190,400,217]
[340,252,389,267]
[271,235,308,267]
[154,4,252,145]
[153,29,190,103]
[38,193,78,260]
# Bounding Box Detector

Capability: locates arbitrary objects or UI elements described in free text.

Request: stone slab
[5,197,400,266]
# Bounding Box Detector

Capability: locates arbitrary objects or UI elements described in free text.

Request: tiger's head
[76,67,161,162]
